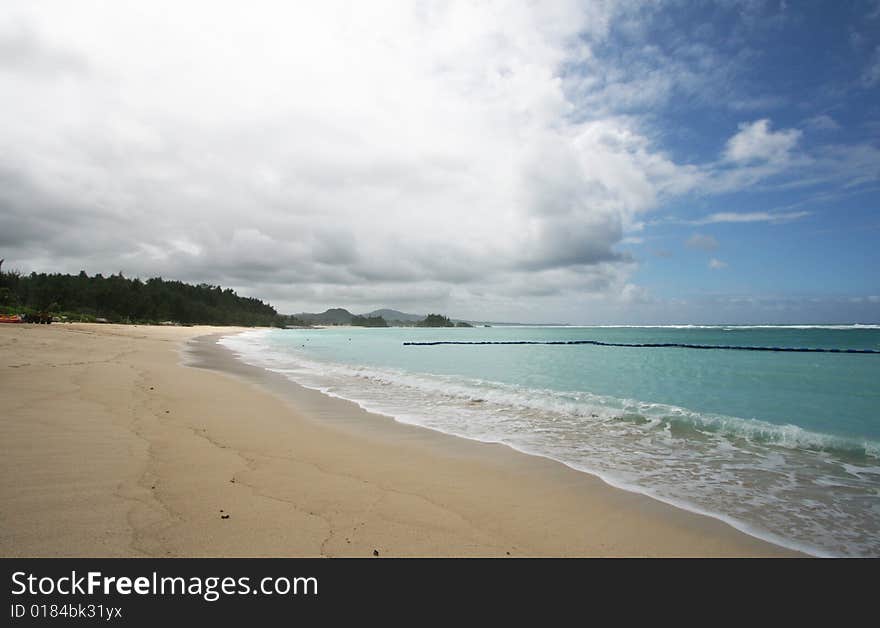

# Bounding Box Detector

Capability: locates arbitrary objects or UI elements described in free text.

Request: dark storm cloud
[0,167,128,259]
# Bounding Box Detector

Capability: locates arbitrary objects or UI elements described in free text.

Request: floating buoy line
[402,340,880,353]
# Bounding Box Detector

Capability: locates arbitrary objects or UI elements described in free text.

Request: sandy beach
[0,323,799,557]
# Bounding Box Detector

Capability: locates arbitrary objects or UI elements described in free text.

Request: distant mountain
[294,308,388,327]
[293,306,549,327]
[296,308,357,324]
[362,308,425,322]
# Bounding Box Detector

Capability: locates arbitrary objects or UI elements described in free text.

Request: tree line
[0,269,288,326]
[418,314,472,327]
[0,264,475,329]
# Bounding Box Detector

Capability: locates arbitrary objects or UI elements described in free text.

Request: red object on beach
[0,314,23,323]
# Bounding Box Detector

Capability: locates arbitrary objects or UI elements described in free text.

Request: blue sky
[600,1,880,323]
[1,1,878,323]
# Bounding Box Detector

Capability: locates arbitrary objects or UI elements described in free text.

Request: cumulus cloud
[724,119,802,164]
[0,1,872,324]
[708,258,728,270]
[0,0,707,318]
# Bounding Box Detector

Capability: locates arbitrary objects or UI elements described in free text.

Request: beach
[0,323,799,557]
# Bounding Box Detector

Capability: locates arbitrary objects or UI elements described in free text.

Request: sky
[1,0,878,324]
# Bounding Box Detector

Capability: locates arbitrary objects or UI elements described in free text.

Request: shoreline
[205,329,817,557]
[0,323,801,557]
[193,329,803,557]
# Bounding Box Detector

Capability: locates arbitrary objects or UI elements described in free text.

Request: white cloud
[0,1,874,324]
[708,258,728,270]
[724,119,802,164]
[691,211,810,225]
[693,119,812,194]
[0,20,89,77]
[686,233,719,251]
[3,0,689,315]
[805,114,840,131]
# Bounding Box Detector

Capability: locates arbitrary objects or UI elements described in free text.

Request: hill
[297,307,489,327]
[296,308,357,325]
[362,308,425,323]
[295,308,389,327]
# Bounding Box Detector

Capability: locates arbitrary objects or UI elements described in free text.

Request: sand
[0,323,799,557]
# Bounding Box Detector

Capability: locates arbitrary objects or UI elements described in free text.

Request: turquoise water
[220,325,880,556]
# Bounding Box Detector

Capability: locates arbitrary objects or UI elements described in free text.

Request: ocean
[219,325,880,557]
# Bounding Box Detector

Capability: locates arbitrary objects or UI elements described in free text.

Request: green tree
[418,314,455,327]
